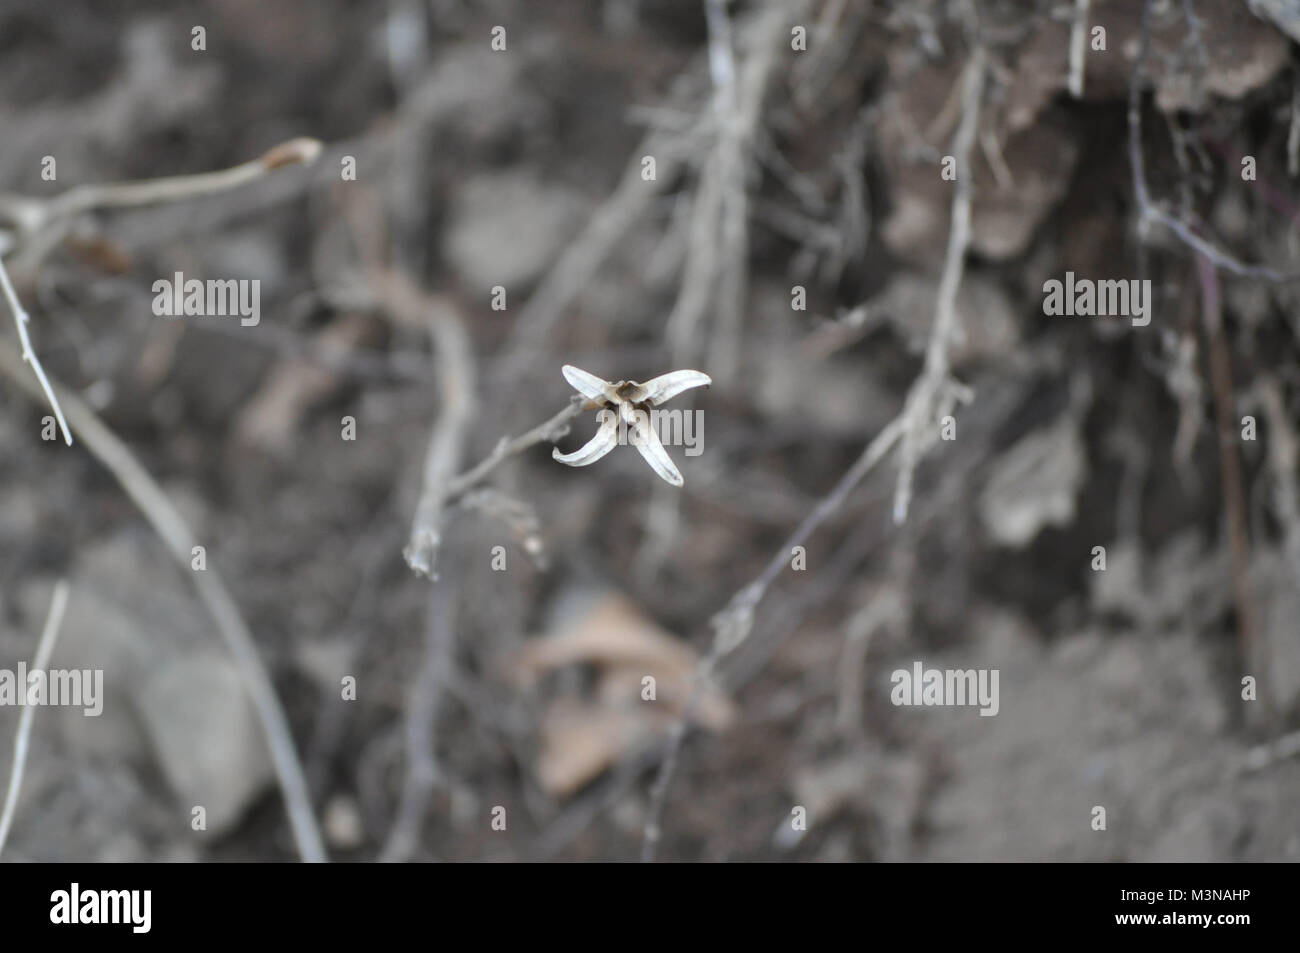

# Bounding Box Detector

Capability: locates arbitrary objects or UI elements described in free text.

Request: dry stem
[0,255,71,446]
[0,580,71,859]
[1067,0,1091,99]
[1196,255,1268,721]
[0,344,327,862]
[1127,0,1299,282]
[641,33,988,862]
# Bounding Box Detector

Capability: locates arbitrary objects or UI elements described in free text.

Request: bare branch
[1239,729,1300,775]
[892,45,985,525]
[0,255,71,446]
[669,1,799,383]
[58,138,322,218]
[1257,376,1300,577]
[1127,0,1300,281]
[378,579,458,862]
[1290,75,1300,179]
[642,30,989,862]
[387,277,476,580]
[446,398,585,500]
[0,580,71,860]
[498,127,696,383]
[1068,0,1091,99]
[1,137,322,272]
[1196,253,1269,722]
[640,411,905,862]
[0,344,327,862]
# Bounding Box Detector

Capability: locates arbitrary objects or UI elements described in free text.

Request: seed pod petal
[642,369,712,406]
[552,410,619,467]
[631,411,684,486]
[562,365,617,404]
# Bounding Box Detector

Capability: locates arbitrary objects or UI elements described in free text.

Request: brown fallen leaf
[506,588,736,798]
[536,698,662,799]
[511,590,702,687]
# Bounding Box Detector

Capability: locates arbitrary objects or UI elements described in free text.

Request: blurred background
[1,0,1299,862]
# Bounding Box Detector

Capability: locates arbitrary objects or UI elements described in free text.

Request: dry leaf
[536,698,659,798]
[506,589,736,798]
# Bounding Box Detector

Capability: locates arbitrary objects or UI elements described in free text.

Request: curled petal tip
[631,413,684,486]
[561,364,615,404]
[552,411,619,467]
[642,369,713,406]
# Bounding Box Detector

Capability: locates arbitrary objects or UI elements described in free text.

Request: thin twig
[53,139,323,218]
[836,589,902,741]
[641,29,988,862]
[0,137,326,859]
[703,0,737,104]
[640,413,905,862]
[1127,0,1300,282]
[3,138,322,274]
[0,256,71,446]
[670,1,798,384]
[343,183,478,579]
[387,274,477,580]
[1195,254,1269,721]
[0,343,327,862]
[1257,376,1300,579]
[1238,729,1300,775]
[633,0,788,584]
[499,127,696,383]
[1068,0,1090,99]
[1289,76,1300,179]
[639,652,715,862]
[345,187,481,860]
[445,398,585,500]
[727,416,906,632]
[5,139,320,234]
[0,580,70,860]
[892,45,985,525]
[638,0,805,582]
[379,578,458,862]
[357,261,475,865]
[0,137,325,444]
[384,293,466,853]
